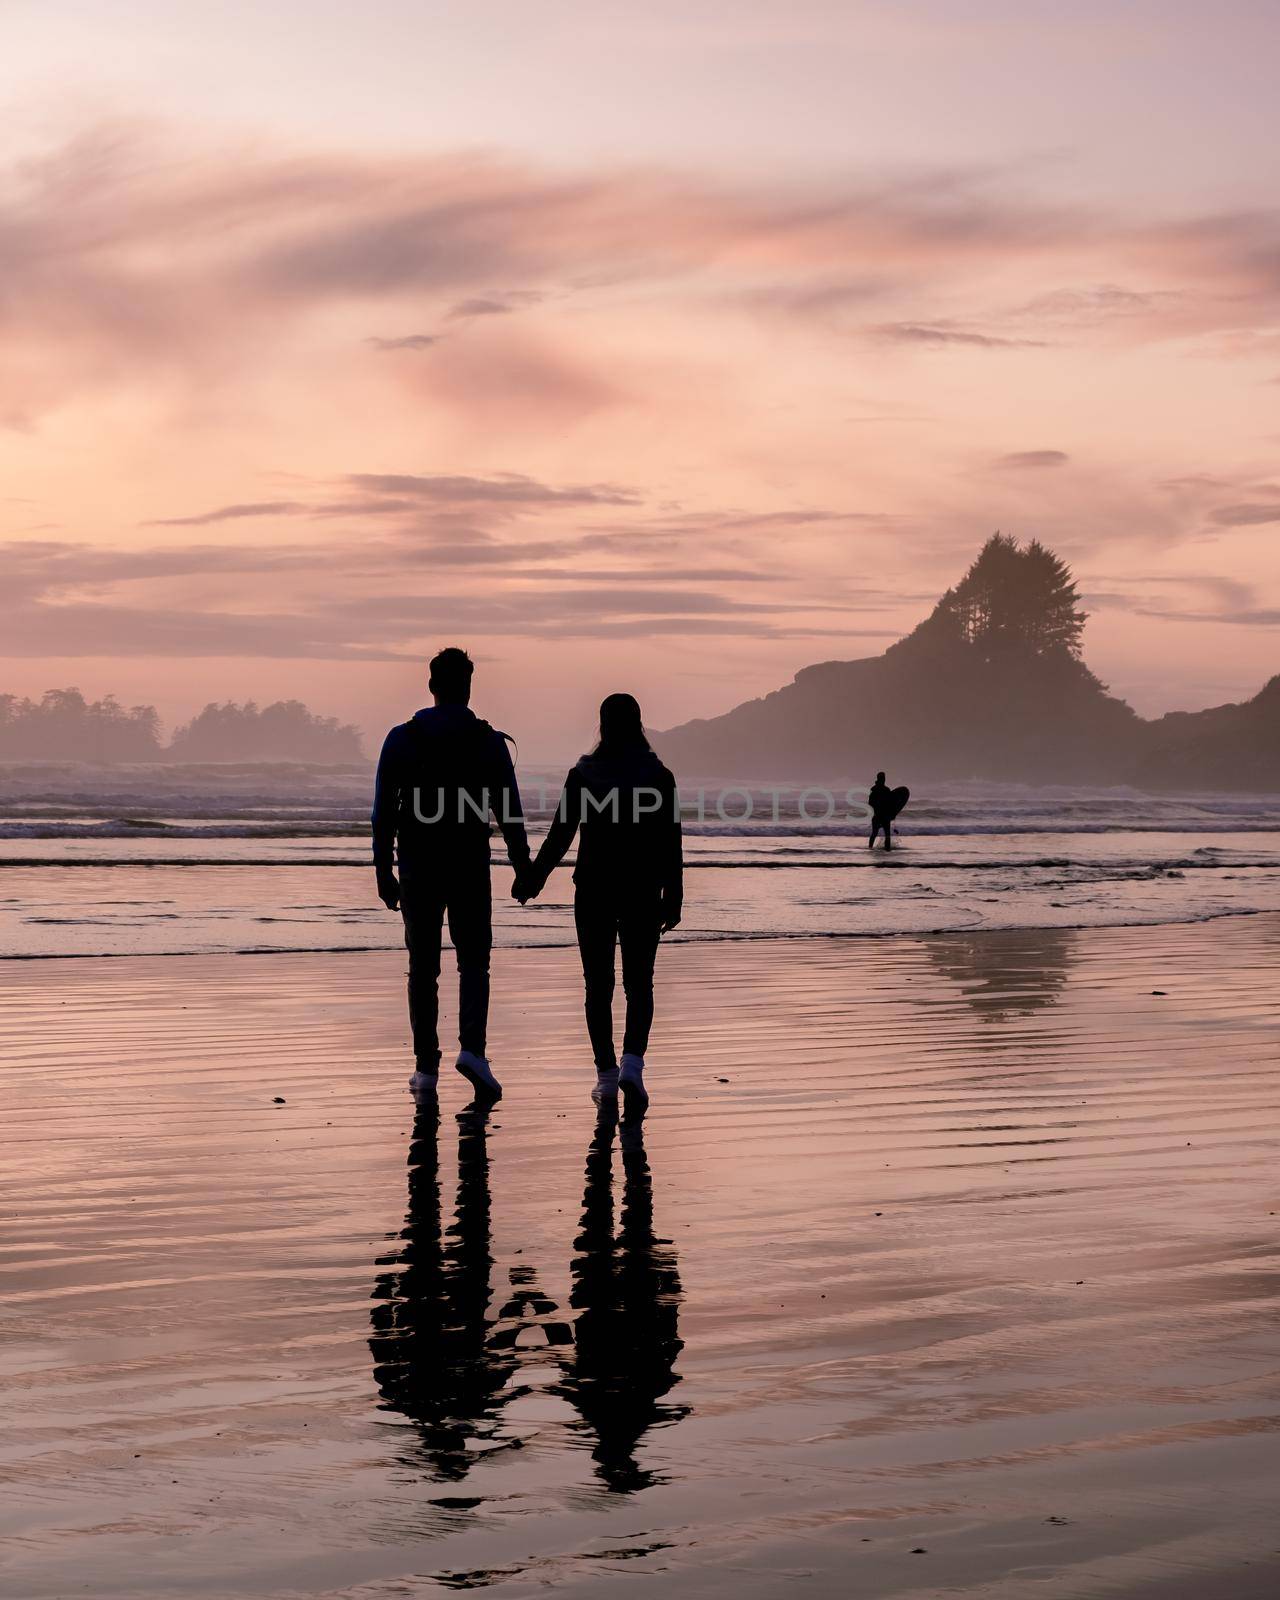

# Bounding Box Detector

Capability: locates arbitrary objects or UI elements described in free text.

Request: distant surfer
[867,771,908,851]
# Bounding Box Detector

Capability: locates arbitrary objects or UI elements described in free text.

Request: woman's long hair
[590,692,652,758]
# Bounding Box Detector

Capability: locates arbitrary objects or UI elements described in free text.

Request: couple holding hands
[372,648,683,1120]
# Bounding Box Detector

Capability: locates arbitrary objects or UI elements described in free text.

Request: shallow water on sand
[3,920,1280,1597]
[3,829,1280,957]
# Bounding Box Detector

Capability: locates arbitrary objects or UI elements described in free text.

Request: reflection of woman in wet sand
[555,1110,687,1493]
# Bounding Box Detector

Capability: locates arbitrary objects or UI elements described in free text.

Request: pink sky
[2,0,1278,758]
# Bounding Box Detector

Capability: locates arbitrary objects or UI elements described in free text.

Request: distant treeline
[0,689,365,763]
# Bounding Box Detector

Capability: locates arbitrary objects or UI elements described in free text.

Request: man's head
[428,646,474,706]
[875,770,885,784]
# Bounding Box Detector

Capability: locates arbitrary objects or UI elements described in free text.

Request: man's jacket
[371,705,530,879]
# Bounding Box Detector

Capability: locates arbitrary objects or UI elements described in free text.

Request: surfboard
[879,785,910,822]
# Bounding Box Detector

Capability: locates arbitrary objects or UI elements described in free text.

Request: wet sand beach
[3,917,1280,1598]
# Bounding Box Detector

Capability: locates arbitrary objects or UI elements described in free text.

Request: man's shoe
[619,1052,648,1118]
[455,1050,502,1099]
[408,1068,439,1098]
[592,1065,620,1103]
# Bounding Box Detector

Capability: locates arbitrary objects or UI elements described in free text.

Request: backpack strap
[485,722,518,762]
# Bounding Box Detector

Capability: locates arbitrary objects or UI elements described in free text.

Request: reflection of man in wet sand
[368,1101,559,1481]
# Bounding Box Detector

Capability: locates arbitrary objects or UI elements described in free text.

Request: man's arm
[371,727,403,908]
[490,732,531,872]
[659,769,683,931]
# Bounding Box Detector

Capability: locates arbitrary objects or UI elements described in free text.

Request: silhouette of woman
[521,694,683,1114]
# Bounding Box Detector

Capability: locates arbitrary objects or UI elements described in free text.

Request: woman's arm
[529,767,583,888]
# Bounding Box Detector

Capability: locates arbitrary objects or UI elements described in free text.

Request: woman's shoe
[592,1065,620,1103]
[619,1053,648,1117]
[409,1054,440,1097]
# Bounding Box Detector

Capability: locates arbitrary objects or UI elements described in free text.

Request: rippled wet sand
[3,920,1280,1597]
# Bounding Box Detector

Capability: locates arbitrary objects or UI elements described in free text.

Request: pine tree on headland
[1022,539,1086,657]
[727,530,1132,780]
[656,528,1276,786]
[934,533,1086,660]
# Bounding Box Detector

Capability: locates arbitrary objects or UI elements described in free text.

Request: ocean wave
[674,820,1280,836]
[4,777,1279,837]
[0,821,365,839]
[3,815,1280,843]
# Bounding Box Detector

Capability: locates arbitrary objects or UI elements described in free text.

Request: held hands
[377,870,400,912]
[511,865,542,905]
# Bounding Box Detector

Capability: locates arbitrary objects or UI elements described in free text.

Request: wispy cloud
[344,472,639,506]
[447,291,543,319]
[366,333,439,351]
[1137,606,1280,629]
[146,501,307,527]
[873,323,1048,349]
[995,449,1070,469]
[145,473,642,530]
[1209,503,1280,526]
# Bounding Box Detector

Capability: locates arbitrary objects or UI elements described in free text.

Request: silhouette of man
[868,770,895,851]
[372,647,529,1099]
